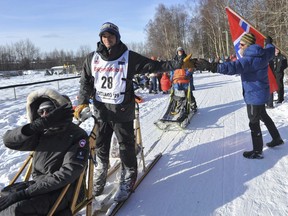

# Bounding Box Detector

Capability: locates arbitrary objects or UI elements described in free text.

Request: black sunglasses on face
[37,107,54,115]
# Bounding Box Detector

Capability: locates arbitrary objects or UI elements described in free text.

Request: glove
[182,54,194,69]
[30,103,74,132]
[0,190,29,211]
[1,181,35,197]
[265,36,273,45]
[195,59,218,73]
[74,104,92,122]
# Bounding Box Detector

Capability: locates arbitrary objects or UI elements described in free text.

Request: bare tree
[145,4,190,59]
[0,44,17,71]
[13,39,40,69]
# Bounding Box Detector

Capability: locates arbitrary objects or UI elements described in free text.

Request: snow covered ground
[0,71,287,216]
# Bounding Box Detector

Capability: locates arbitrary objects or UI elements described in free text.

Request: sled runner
[154,84,197,130]
[92,101,162,215]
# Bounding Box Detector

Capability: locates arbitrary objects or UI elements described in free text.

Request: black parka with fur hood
[2,88,89,215]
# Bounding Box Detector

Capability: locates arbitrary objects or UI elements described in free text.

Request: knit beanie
[176,47,184,52]
[99,22,121,44]
[38,100,55,110]
[241,33,256,46]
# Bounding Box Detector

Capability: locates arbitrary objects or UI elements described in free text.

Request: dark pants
[247,104,281,152]
[0,189,72,216]
[190,74,195,91]
[96,121,137,169]
[149,76,158,93]
[266,93,274,107]
[275,73,284,102]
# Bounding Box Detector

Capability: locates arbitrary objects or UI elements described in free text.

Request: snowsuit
[1,89,89,216]
[170,68,197,110]
[217,43,281,153]
[78,41,181,189]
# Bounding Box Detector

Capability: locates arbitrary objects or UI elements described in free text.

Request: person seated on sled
[169,68,191,115]
[170,68,190,92]
[0,88,89,216]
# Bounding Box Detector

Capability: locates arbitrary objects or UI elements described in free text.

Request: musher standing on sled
[173,47,197,111]
[74,22,182,202]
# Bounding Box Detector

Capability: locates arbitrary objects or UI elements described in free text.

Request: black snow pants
[246,104,281,152]
[95,121,137,169]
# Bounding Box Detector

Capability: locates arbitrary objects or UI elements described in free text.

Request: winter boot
[243,131,264,159]
[266,137,284,148]
[114,165,137,202]
[93,157,108,196]
[243,150,263,159]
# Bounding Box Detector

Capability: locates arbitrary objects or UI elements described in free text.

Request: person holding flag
[194,33,284,159]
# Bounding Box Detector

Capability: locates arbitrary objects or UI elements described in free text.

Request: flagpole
[226,6,288,56]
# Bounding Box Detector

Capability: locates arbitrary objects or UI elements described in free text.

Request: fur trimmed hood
[26,88,71,122]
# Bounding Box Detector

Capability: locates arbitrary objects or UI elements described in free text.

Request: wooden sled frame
[9,104,146,216]
[134,102,146,172]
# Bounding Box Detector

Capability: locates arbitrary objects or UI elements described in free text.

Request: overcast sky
[0,0,188,53]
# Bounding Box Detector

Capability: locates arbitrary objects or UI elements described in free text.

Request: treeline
[145,0,288,59]
[1,0,287,71]
[0,39,92,72]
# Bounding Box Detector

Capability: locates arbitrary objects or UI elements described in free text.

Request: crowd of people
[0,21,286,215]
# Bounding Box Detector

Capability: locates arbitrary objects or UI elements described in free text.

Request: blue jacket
[217,44,275,105]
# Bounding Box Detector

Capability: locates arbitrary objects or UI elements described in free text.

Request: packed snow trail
[0,71,287,216]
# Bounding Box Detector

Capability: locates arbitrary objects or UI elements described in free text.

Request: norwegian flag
[225,7,278,93]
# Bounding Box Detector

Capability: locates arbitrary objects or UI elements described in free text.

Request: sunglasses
[37,107,55,115]
[240,43,246,47]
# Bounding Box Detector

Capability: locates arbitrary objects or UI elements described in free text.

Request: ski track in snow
[0,71,288,216]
